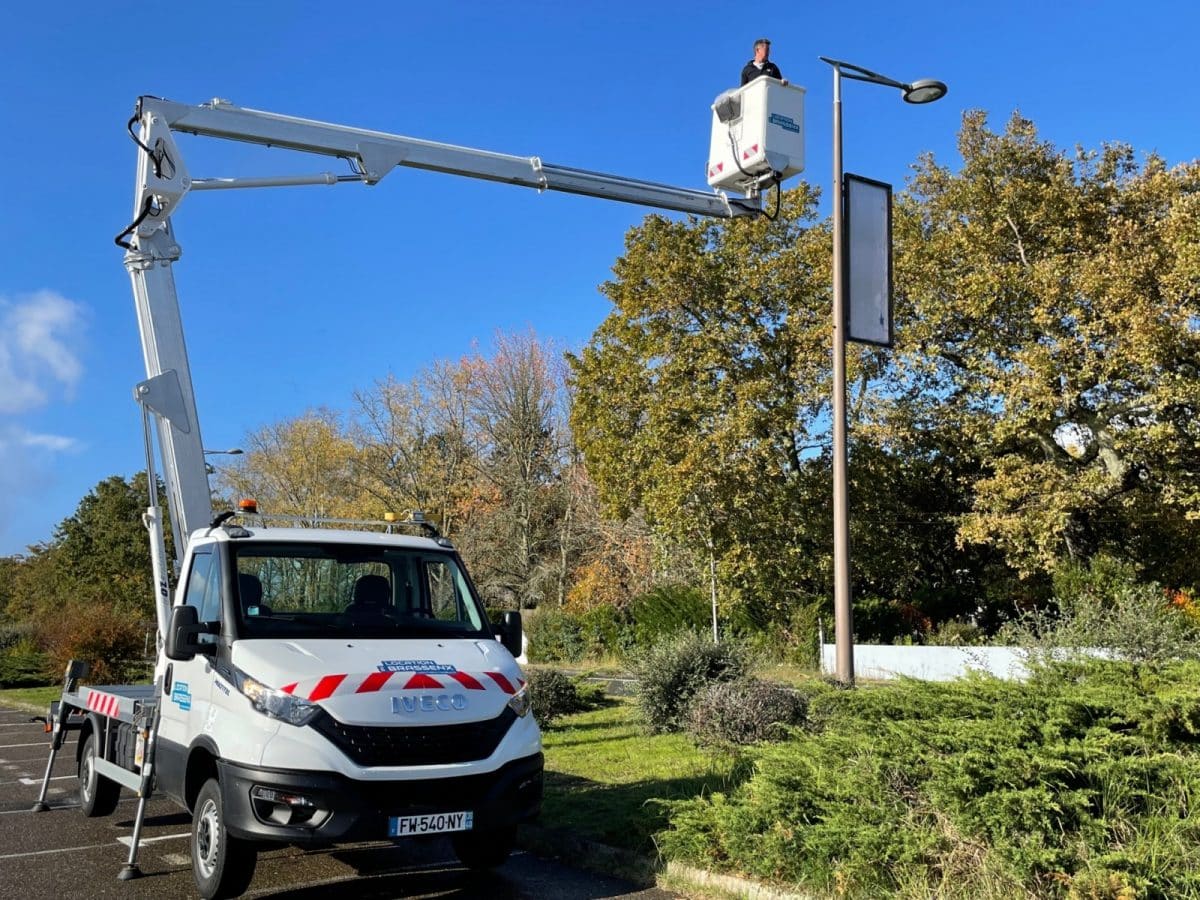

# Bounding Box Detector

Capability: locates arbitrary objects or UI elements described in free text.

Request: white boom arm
[136,97,764,217]
[123,95,764,635]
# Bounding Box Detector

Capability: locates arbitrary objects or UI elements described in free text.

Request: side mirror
[165,605,215,661]
[498,610,523,659]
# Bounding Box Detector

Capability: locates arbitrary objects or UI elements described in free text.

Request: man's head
[754,39,770,62]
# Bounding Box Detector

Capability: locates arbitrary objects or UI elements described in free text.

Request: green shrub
[685,678,805,747]
[37,598,147,683]
[0,637,50,687]
[525,607,585,663]
[999,555,1200,666]
[929,618,986,646]
[737,600,823,669]
[657,661,1200,898]
[852,593,910,642]
[633,631,746,733]
[525,668,585,729]
[575,604,634,659]
[629,583,709,648]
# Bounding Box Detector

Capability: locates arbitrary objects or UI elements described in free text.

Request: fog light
[250,785,322,826]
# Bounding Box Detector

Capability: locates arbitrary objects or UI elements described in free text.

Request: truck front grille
[310,708,517,766]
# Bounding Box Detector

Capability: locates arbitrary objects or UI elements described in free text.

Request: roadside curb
[517,823,656,884]
[517,823,811,899]
[662,861,815,900]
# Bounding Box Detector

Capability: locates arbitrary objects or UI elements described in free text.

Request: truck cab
[158,521,541,895]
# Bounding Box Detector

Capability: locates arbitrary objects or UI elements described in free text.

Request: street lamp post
[203,447,243,476]
[819,57,946,685]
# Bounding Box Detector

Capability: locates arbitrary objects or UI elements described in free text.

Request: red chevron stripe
[484,672,515,694]
[280,683,298,695]
[308,674,348,701]
[403,673,442,689]
[356,671,393,693]
[449,671,486,691]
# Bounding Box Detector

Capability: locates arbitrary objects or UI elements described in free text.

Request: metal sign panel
[844,174,893,346]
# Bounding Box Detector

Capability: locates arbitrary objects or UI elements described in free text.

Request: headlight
[235,671,321,727]
[507,685,532,718]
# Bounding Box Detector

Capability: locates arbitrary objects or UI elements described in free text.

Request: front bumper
[217,752,543,844]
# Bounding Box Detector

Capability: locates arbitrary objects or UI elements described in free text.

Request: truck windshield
[233,543,491,641]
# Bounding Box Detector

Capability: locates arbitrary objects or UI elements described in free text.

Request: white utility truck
[31,87,800,899]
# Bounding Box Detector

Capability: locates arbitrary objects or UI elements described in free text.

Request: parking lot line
[16,776,73,785]
[0,743,52,749]
[0,843,111,860]
[117,832,189,847]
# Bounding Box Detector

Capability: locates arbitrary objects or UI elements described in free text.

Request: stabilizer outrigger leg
[31,660,89,812]
[117,677,163,880]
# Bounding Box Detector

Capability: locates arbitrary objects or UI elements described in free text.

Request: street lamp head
[902,79,948,104]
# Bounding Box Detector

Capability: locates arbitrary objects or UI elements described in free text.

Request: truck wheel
[451,825,516,870]
[78,733,120,817]
[192,778,257,899]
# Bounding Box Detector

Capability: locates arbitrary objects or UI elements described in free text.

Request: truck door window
[424,559,481,628]
[183,549,220,644]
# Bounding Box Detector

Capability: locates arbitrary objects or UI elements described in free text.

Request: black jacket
[741,60,782,85]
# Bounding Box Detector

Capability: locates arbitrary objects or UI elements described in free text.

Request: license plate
[388,810,473,837]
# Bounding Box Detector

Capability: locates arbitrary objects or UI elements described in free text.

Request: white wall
[820,644,1032,681]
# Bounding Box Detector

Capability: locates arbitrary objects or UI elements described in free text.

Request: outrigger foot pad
[117,864,143,881]
[30,801,49,812]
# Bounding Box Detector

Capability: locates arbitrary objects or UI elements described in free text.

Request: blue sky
[1,1,1196,555]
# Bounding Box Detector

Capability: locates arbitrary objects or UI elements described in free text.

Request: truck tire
[78,733,120,817]
[191,778,257,899]
[451,825,516,870]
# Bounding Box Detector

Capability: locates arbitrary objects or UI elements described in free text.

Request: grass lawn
[538,697,739,855]
[0,685,61,713]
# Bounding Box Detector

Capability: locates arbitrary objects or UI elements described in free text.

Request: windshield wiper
[262,614,344,631]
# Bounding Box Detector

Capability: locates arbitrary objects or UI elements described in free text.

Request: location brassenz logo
[768,113,800,134]
[377,659,457,673]
[392,694,467,713]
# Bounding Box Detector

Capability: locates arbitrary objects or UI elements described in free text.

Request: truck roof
[191,526,452,552]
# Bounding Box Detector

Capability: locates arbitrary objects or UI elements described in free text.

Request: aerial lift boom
[122,95,766,634]
[29,92,786,886]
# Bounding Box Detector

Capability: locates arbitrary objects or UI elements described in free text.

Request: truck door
[157,548,220,785]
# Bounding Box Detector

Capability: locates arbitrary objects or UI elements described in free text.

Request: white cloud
[0,291,86,553]
[0,291,85,414]
[0,423,84,552]
[13,429,81,452]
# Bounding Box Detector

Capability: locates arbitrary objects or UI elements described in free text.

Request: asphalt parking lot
[0,706,675,900]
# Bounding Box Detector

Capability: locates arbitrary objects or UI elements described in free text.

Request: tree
[219,409,367,521]
[569,180,1039,638]
[52,472,168,618]
[890,111,1200,582]
[351,367,476,534]
[0,474,167,682]
[569,187,841,625]
[347,333,581,608]
[455,332,573,607]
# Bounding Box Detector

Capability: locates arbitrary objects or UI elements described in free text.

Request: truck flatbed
[62,684,158,726]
